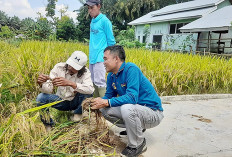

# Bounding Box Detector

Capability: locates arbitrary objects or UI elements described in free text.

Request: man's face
[103,50,117,73]
[88,4,101,18]
[67,65,78,75]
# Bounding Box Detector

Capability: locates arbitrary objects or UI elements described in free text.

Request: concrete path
[111,94,232,157]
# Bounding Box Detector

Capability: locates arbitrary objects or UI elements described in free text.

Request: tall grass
[1,40,232,156]
[126,48,232,95]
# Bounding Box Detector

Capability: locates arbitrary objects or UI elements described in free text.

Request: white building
[128,0,232,53]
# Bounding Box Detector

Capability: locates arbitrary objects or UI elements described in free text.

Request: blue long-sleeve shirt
[103,62,163,111]
[89,13,116,64]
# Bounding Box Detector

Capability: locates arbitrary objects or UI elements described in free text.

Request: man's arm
[104,19,116,46]
[37,74,50,87]
[39,63,60,94]
[91,66,141,109]
[52,77,74,87]
[91,97,109,109]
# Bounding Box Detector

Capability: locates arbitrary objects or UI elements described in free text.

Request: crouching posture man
[36,51,94,130]
[91,45,164,157]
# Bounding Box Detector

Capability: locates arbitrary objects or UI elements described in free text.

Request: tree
[56,16,77,41]
[0,11,9,27]
[76,6,91,42]
[76,0,158,32]
[45,0,58,24]
[0,26,14,38]
[34,17,53,40]
[8,16,21,31]
[143,24,150,44]
[20,18,36,39]
[58,5,68,18]
[101,0,158,30]
[75,0,194,42]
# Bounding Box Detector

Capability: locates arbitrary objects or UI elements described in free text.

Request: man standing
[84,0,116,97]
[36,51,94,131]
[91,45,164,157]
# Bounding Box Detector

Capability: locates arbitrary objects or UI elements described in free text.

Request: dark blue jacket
[103,62,163,111]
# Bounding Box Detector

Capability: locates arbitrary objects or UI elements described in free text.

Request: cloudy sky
[0,0,83,22]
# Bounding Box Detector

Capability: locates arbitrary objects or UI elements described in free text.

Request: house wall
[163,33,198,52]
[135,19,198,52]
[135,25,146,43]
[165,19,198,52]
[199,27,232,53]
[133,0,232,53]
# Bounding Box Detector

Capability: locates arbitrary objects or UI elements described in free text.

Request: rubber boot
[93,84,99,98]
[98,87,106,97]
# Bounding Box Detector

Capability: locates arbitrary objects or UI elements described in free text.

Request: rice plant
[1,40,232,156]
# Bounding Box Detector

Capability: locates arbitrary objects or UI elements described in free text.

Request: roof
[180,5,232,32]
[128,0,224,25]
[151,0,223,16]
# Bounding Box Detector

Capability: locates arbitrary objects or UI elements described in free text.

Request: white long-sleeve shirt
[40,62,94,101]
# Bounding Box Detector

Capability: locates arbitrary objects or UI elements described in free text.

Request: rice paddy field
[1,40,232,156]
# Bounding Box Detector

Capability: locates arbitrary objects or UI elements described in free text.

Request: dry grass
[1,40,232,156]
[0,98,123,156]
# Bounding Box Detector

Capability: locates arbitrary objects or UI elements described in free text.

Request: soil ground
[109,94,232,157]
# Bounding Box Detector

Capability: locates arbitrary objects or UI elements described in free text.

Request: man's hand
[52,77,77,89]
[37,74,50,86]
[91,97,109,109]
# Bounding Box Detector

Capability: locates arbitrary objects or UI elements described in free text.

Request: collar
[111,62,126,77]
[92,13,103,23]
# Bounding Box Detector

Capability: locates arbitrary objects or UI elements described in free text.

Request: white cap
[66,51,87,70]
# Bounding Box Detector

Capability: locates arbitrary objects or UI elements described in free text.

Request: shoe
[120,138,147,157]
[71,114,83,122]
[119,129,146,137]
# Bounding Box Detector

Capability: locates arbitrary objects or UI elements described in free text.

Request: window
[170,24,176,34]
[153,35,162,49]
[170,23,189,34]
[176,23,183,34]
[138,36,140,42]
[142,36,146,43]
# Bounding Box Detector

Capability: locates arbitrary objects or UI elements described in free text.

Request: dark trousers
[36,92,91,125]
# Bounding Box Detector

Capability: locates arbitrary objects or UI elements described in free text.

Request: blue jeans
[36,93,91,126]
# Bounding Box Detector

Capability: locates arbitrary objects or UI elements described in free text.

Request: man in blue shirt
[91,45,164,157]
[84,0,116,98]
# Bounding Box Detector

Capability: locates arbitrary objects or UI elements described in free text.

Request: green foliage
[116,26,135,42]
[116,26,145,48]
[178,34,196,52]
[0,26,14,38]
[0,11,9,27]
[0,40,232,156]
[34,18,53,40]
[143,24,150,44]
[76,7,91,42]
[101,0,158,30]
[8,16,21,31]
[20,18,36,39]
[76,0,159,39]
[56,16,77,41]
[46,0,58,23]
